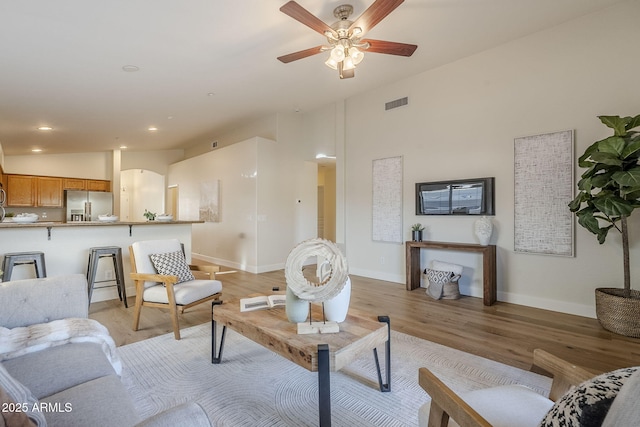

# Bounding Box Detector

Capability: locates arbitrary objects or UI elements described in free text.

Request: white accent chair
[418,349,594,427]
[129,239,222,340]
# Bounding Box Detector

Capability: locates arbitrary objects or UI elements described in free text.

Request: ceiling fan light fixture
[349,46,364,65]
[324,30,338,41]
[330,45,345,62]
[342,56,355,71]
[278,1,417,80]
[325,57,338,70]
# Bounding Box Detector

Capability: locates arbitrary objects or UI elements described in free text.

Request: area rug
[118,323,551,427]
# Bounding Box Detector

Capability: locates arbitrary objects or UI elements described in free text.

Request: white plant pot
[323,277,351,323]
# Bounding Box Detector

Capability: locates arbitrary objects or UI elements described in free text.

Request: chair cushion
[418,384,552,427]
[539,366,639,427]
[463,384,553,427]
[143,279,222,305]
[149,251,194,284]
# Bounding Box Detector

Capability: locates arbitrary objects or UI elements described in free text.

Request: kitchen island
[0,220,203,302]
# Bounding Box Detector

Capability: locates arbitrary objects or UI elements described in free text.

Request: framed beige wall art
[372,156,403,243]
[200,180,220,222]
[514,130,574,256]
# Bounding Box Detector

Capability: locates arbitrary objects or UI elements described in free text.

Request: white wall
[309,0,640,318]
[184,115,278,159]
[121,150,185,176]
[168,133,317,273]
[3,152,112,179]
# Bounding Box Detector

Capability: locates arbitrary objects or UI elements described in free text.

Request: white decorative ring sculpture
[285,238,348,302]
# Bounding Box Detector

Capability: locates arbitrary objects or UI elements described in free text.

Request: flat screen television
[415,177,495,215]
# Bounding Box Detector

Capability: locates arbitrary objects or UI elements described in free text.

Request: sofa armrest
[0,274,89,329]
[135,402,212,427]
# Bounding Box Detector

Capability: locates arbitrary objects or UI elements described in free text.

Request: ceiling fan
[277,0,417,79]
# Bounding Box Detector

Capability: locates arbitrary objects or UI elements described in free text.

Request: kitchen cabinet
[63,178,110,192]
[6,175,36,207]
[63,178,86,190]
[37,177,63,207]
[86,180,111,192]
[6,174,110,207]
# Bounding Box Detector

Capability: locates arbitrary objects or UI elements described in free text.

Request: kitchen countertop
[0,218,196,297]
[0,220,203,229]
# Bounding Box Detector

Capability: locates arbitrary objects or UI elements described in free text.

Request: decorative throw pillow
[0,365,46,426]
[149,251,195,284]
[539,366,639,427]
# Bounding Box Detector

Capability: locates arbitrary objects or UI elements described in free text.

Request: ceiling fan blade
[280,1,336,37]
[361,39,417,57]
[349,0,405,36]
[277,46,325,63]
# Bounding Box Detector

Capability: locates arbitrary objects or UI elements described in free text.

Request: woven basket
[442,281,461,300]
[423,269,461,300]
[595,288,640,338]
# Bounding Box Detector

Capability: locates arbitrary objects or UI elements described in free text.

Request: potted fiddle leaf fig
[568,114,640,337]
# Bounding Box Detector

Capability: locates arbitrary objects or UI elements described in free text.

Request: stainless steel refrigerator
[65,191,113,222]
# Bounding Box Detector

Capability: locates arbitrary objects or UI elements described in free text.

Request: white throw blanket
[0,318,122,375]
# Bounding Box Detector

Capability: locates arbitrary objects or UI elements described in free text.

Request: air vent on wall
[385,97,408,111]
[211,141,218,149]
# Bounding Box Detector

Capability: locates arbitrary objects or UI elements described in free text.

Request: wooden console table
[405,241,496,306]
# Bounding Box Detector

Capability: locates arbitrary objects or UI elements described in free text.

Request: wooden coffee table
[211,299,390,427]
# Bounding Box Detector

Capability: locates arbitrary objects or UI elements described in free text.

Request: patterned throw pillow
[539,366,639,427]
[149,251,195,284]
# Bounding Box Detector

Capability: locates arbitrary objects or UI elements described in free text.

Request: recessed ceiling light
[32,148,42,153]
[122,65,140,72]
[120,145,128,149]
[37,126,53,131]
[148,127,158,131]
[207,92,215,97]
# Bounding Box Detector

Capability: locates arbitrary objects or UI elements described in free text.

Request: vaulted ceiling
[0,0,626,155]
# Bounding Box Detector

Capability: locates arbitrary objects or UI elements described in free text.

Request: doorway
[120,169,165,221]
[317,164,336,241]
[167,185,178,218]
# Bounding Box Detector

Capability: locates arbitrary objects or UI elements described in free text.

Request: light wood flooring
[89,269,640,375]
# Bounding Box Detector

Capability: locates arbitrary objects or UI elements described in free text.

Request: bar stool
[1,252,47,282]
[87,246,127,307]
